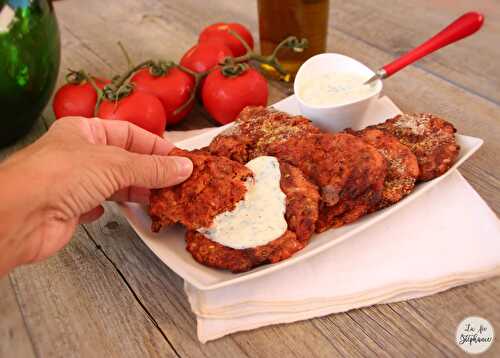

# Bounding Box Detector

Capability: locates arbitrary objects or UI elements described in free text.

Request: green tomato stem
[65,69,86,84]
[93,32,308,120]
[173,65,210,116]
[224,30,308,76]
[73,71,104,117]
[117,41,133,69]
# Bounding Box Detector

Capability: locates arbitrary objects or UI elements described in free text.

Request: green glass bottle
[0,0,60,147]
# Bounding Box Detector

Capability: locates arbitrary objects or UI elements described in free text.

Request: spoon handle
[380,11,484,78]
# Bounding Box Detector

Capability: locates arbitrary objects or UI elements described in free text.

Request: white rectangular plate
[119,95,483,290]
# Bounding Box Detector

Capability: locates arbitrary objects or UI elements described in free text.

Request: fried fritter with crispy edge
[369,113,460,181]
[266,132,387,232]
[280,161,320,242]
[149,148,253,232]
[185,230,304,273]
[208,106,320,163]
[347,128,420,210]
[183,161,320,273]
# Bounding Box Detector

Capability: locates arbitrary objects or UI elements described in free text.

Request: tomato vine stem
[223,30,308,76]
[65,69,87,84]
[117,41,133,69]
[71,32,308,119]
[63,69,105,117]
[173,65,210,116]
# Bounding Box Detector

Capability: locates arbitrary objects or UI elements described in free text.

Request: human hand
[0,117,193,276]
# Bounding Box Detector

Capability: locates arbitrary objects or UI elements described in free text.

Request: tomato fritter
[266,133,387,232]
[185,230,304,273]
[179,158,319,273]
[149,148,253,232]
[151,106,462,273]
[208,106,320,163]
[279,161,320,242]
[347,128,420,210]
[370,113,460,181]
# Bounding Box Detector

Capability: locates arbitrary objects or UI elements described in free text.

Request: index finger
[89,118,175,155]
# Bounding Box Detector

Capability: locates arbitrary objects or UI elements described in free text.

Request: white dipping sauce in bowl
[294,53,383,132]
[298,72,379,107]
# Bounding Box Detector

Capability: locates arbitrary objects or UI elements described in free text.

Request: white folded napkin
[164,116,500,344]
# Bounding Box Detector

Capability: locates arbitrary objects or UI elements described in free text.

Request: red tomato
[97,91,166,136]
[53,78,108,119]
[180,40,233,73]
[199,23,254,57]
[131,67,195,126]
[201,67,268,125]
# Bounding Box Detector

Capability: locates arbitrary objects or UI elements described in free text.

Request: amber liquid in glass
[257,0,329,81]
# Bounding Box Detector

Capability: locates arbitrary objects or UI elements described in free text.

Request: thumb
[125,153,193,189]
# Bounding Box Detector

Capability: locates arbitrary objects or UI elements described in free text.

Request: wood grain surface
[0,277,36,358]
[1,0,499,357]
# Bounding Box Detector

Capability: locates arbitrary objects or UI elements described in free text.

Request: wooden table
[1,1,499,356]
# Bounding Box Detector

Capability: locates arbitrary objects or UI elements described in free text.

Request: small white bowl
[294,53,383,132]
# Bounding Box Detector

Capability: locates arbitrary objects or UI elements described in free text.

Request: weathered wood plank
[0,277,36,358]
[82,204,344,357]
[3,1,498,357]
[10,226,180,358]
[313,276,500,358]
[389,278,500,357]
[330,0,500,104]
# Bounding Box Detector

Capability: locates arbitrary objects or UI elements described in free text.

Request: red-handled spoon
[365,11,484,84]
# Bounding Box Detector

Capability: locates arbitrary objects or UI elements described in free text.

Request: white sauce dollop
[197,156,287,249]
[299,72,379,107]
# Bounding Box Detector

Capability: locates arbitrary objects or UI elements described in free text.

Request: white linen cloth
[164,104,500,344]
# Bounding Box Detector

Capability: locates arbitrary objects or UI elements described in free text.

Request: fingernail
[175,157,193,178]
